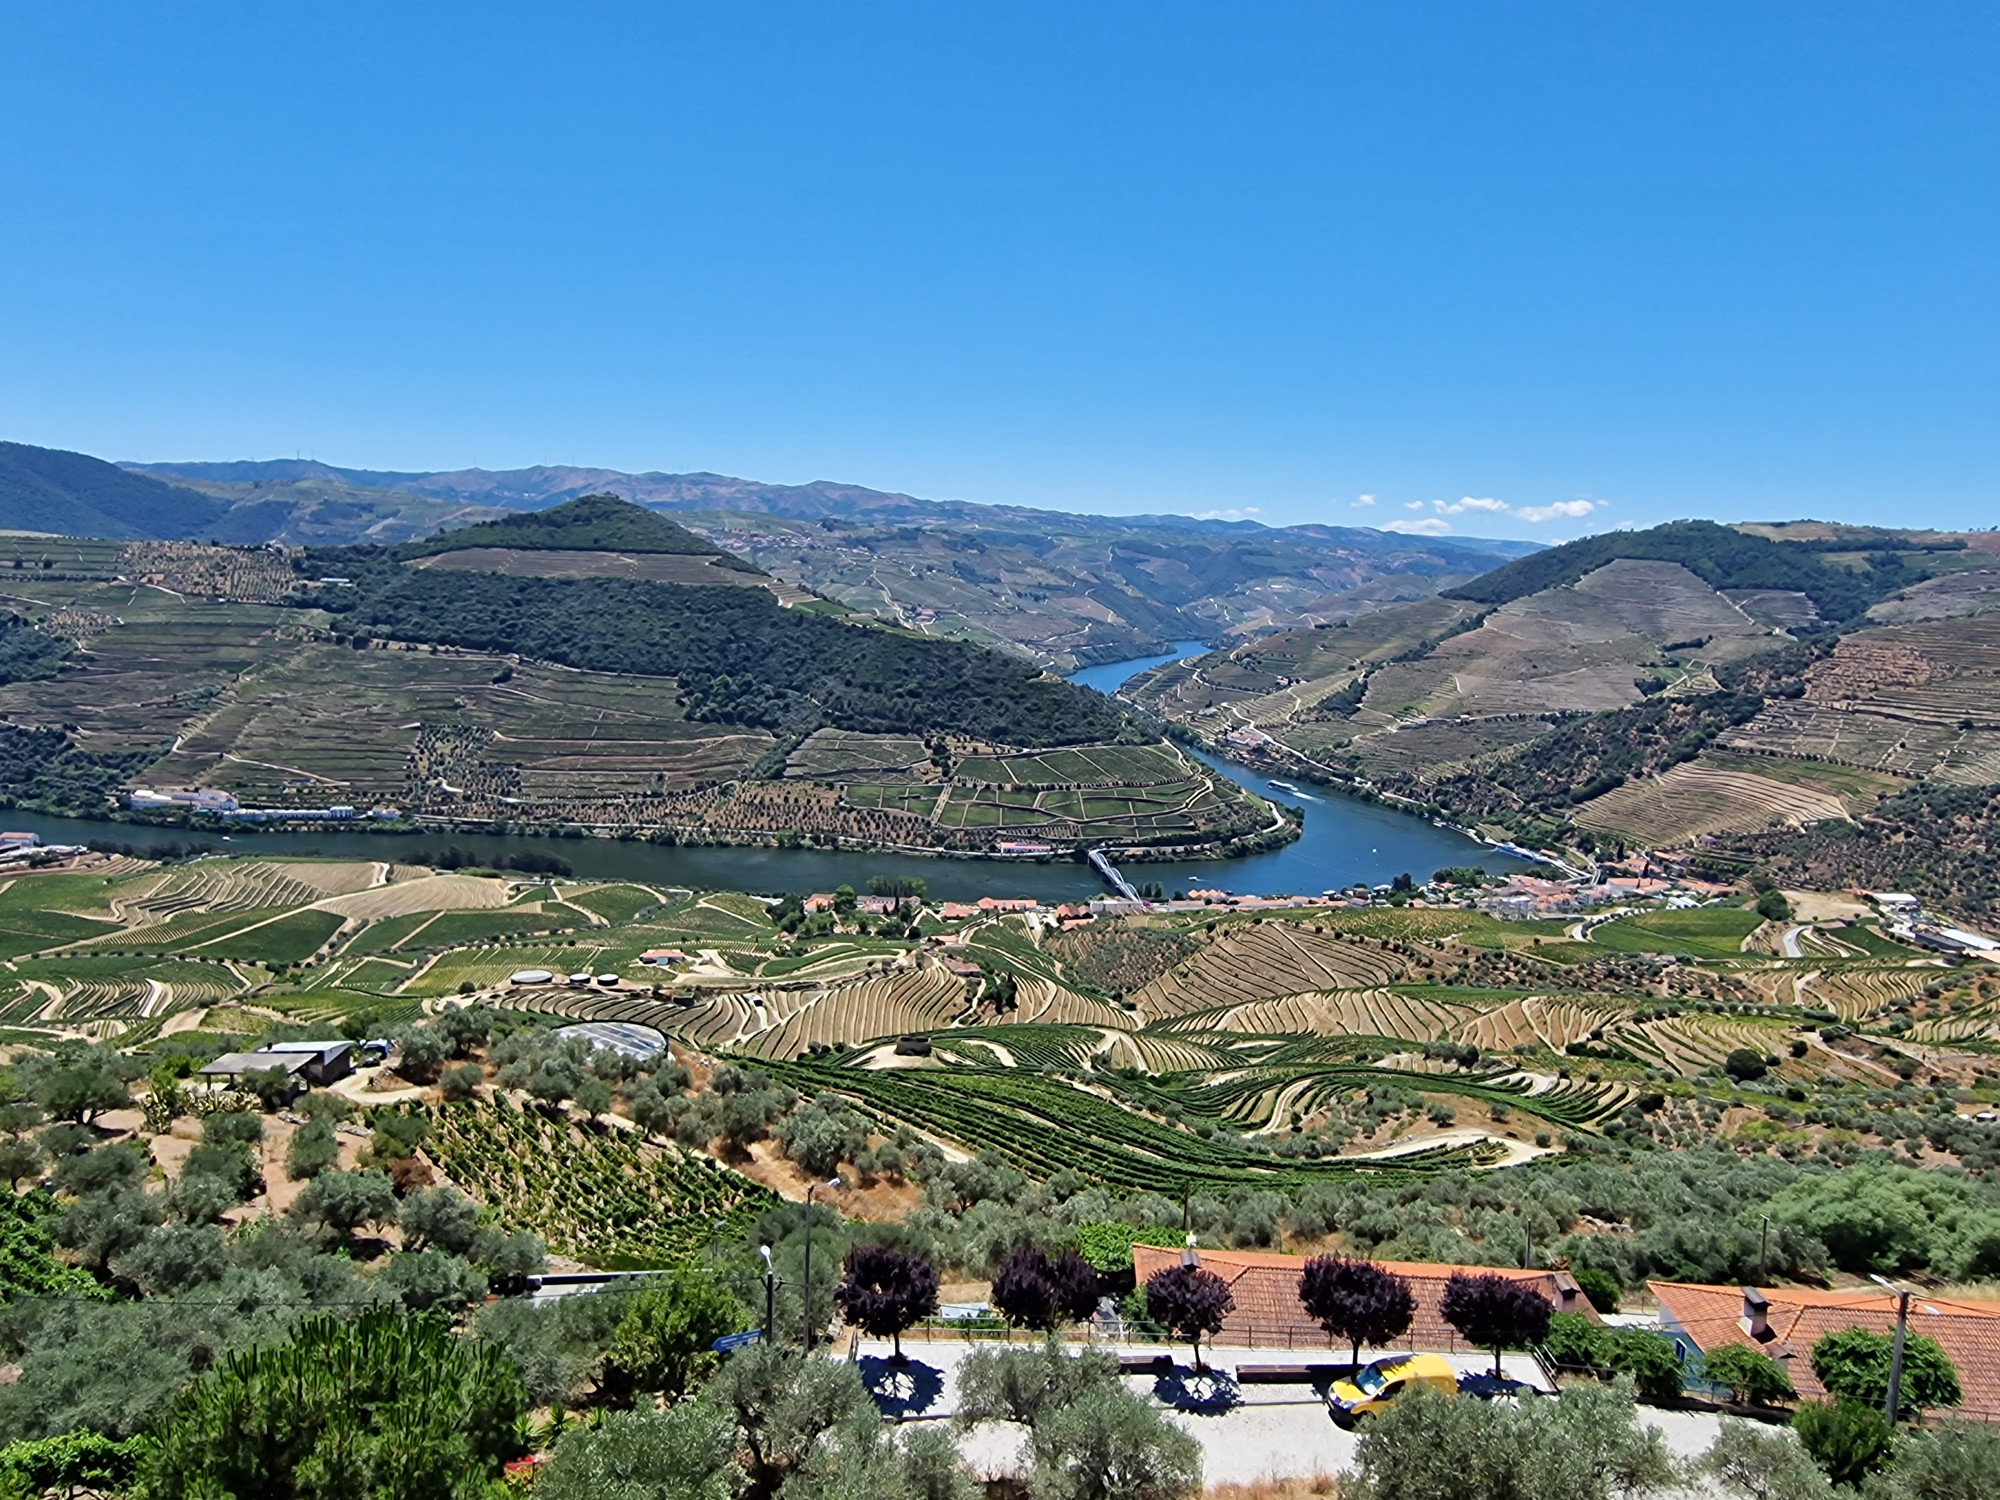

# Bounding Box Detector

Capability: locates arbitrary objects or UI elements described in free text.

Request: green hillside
[307,558,1128,744]
[1442,518,1954,625]
[398,493,734,560]
[0,442,229,540]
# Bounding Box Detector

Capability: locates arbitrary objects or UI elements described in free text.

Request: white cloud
[1513,499,1600,523]
[1193,506,1261,521]
[1367,494,1609,529]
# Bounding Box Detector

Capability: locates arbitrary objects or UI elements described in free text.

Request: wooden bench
[1235,1363,1343,1383]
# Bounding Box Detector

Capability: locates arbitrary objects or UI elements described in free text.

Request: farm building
[198,1041,355,1091]
[637,949,687,966]
[1129,1246,1596,1352]
[257,1039,359,1084]
[1652,1282,2000,1422]
[128,787,238,812]
[0,832,35,852]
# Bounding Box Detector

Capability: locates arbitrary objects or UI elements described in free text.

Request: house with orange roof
[1650,1281,2000,1421]
[1130,1245,1595,1354]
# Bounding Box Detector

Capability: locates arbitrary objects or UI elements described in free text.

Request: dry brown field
[1573,760,1852,844]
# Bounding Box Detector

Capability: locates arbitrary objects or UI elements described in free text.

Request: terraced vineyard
[417,1097,777,1266]
[1573,760,1854,844]
[757,1056,1521,1192]
[1132,922,1409,1018]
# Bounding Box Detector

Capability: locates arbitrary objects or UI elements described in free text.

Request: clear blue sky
[2,2,1996,540]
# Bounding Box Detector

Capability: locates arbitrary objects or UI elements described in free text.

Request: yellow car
[1326,1354,1459,1423]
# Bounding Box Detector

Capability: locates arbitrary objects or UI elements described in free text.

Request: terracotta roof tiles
[1650,1281,2000,1420]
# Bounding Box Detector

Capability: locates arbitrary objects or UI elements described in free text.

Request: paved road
[850,1337,1731,1489]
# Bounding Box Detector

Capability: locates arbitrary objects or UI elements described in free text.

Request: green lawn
[563,884,664,924]
[1589,906,1762,958]
[195,909,347,964]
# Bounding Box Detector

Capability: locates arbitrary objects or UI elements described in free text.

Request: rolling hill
[0,499,1280,858]
[126,451,1540,667]
[1128,520,2000,864]
[0,442,231,540]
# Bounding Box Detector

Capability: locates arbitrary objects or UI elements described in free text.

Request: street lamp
[1869,1274,1913,1424]
[758,1244,777,1345]
[801,1177,841,1351]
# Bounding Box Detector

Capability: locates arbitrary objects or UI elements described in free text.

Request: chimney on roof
[1552,1271,1585,1315]
[1740,1286,1773,1343]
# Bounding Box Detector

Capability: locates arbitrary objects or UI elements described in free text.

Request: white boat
[1267,780,1300,793]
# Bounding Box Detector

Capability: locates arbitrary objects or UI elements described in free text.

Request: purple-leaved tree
[832,1243,939,1361]
[1297,1255,1416,1371]
[992,1246,1102,1332]
[1440,1271,1553,1377]
[1144,1263,1233,1371]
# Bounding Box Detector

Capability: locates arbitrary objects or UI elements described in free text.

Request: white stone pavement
[849,1338,1733,1489]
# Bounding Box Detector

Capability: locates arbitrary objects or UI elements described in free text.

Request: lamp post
[801,1177,840,1351]
[1869,1274,1913,1424]
[758,1244,777,1345]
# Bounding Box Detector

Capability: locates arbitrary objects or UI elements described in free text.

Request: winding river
[0,644,1521,899]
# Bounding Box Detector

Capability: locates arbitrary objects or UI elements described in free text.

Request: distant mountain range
[0,439,1542,666]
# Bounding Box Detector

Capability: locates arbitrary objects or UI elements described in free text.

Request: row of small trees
[828,1239,1556,1378]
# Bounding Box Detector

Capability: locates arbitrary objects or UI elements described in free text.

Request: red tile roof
[1650,1281,2000,1420]
[1131,1246,1593,1354]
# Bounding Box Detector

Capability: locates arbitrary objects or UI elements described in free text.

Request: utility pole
[1870,1275,1913,1424]
[1759,1217,1770,1286]
[759,1245,777,1345]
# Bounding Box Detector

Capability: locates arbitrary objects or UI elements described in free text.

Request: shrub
[608,1269,744,1400]
[1792,1400,1894,1488]
[1540,1312,1611,1373]
[129,1308,526,1500]
[1725,1049,1769,1083]
[1605,1328,1683,1402]
[1703,1344,1795,1406]
[1573,1266,1621,1314]
[1809,1326,1961,1414]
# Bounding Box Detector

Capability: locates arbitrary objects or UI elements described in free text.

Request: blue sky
[2,3,1996,540]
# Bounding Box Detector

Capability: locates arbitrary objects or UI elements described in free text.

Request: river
[2,644,1521,899]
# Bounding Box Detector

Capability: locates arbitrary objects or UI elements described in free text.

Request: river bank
[0,646,1525,899]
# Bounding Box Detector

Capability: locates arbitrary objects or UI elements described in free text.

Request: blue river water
[0,644,1521,899]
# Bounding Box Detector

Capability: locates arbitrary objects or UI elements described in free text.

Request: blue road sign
[712,1330,763,1352]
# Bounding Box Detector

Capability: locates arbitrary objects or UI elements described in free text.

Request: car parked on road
[1325,1353,1459,1424]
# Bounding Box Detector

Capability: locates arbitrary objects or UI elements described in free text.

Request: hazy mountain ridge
[119,451,1539,666]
